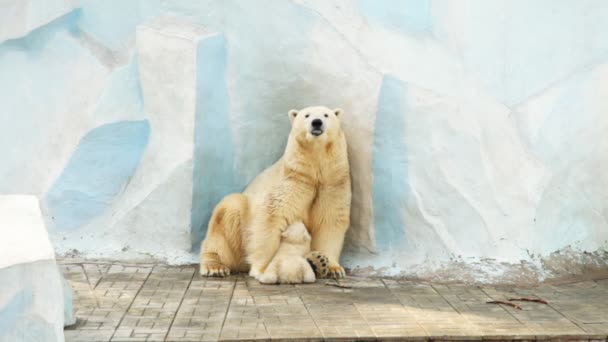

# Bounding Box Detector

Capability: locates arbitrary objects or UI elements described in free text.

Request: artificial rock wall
[0,195,73,341]
[2,0,608,283]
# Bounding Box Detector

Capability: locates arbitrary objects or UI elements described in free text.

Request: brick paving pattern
[60,259,608,341]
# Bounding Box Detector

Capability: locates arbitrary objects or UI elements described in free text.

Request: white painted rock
[46,16,229,263]
[0,261,66,341]
[0,195,71,341]
[0,0,76,43]
[0,196,55,270]
[0,28,110,195]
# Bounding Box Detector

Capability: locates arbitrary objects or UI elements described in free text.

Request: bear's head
[288,106,343,143]
[281,221,311,245]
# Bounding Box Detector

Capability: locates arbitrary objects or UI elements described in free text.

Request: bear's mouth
[310,129,324,136]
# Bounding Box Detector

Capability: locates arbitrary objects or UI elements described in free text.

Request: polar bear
[199,105,351,280]
[258,221,316,284]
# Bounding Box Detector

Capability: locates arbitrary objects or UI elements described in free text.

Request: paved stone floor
[59,259,608,341]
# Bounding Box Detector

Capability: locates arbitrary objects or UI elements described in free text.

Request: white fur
[258,222,316,284]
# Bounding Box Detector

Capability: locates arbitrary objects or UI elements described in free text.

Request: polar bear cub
[258,222,316,284]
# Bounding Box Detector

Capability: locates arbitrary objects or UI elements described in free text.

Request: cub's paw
[248,267,263,280]
[200,261,230,277]
[306,251,330,278]
[258,272,278,284]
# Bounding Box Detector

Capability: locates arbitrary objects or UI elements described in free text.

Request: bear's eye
[324,113,329,118]
[305,114,310,118]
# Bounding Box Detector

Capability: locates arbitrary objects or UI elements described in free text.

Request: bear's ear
[288,109,299,124]
[333,108,343,118]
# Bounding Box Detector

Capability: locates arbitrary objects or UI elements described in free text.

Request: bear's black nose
[311,119,323,128]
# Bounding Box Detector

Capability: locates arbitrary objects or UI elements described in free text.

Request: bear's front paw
[200,261,230,277]
[328,264,346,279]
[306,251,330,278]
